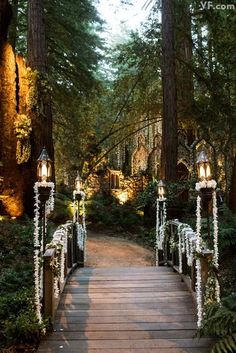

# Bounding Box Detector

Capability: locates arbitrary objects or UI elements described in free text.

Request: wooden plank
[61,291,191,298]
[63,288,190,295]
[70,273,180,281]
[66,282,187,289]
[75,267,173,273]
[45,330,198,340]
[54,322,197,331]
[38,338,213,349]
[56,308,195,316]
[60,297,194,304]
[38,346,211,353]
[56,314,196,324]
[58,302,194,310]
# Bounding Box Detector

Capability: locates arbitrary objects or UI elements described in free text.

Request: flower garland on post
[33,181,55,323]
[195,178,220,327]
[156,197,167,266]
[73,190,87,261]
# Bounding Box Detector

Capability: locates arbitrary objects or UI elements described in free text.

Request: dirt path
[85,229,155,268]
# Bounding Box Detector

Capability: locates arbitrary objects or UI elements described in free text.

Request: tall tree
[25,0,54,195]
[160,0,177,181]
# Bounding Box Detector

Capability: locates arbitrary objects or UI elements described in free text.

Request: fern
[212,333,236,353]
[199,294,236,353]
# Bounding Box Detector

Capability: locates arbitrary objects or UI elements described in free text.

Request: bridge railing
[42,221,85,319]
[160,219,214,299]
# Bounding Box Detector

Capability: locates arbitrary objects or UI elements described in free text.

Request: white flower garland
[177,224,197,274]
[156,198,167,265]
[194,179,220,325]
[195,179,217,192]
[73,190,87,261]
[33,181,55,323]
[212,190,220,302]
[196,258,203,328]
[155,199,160,266]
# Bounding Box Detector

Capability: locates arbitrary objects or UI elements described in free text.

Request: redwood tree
[160,0,177,181]
[22,0,54,214]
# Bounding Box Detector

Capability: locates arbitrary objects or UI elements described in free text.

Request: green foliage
[0,219,34,295]
[0,288,46,345]
[0,220,47,347]
[218,206,236,249]
[49,192,73,224]
[199,294,236,353]
[135,179,196,223]
[4,308,45,345]
[137,226,156,248]
[86,194,143,230]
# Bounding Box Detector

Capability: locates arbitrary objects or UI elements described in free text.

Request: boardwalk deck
[38,266,213,353]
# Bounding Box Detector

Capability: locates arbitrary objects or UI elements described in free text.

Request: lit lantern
[196,150,211,181]
[37,147,52,183]
[75,173,83,192]
[157,180,166,200]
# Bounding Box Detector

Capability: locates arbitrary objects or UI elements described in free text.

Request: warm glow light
[196,150,212,181]
[41,162,48,181]
[199,165,205,179]
[75,174,83,192]
[37,147,52,183]
[206,165,211,179]
[117,191,128,204]
[157,180,166,200]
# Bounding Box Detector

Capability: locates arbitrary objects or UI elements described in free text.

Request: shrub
[48,192,73,224]
[0,220,47,347]
[199,294,236,353]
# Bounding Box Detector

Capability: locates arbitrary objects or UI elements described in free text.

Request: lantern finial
[196,150,211,181]
[37,147,52,183]
[157,180,166,200]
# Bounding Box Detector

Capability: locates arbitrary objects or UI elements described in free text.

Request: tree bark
[24,0,54,215]
[229,154,236,213]
[0,43,24,216]
[161,0,177,181]
[175,0,194,120]
[27,0,47,73]
[8,0,18,50]
[0,0,12,42]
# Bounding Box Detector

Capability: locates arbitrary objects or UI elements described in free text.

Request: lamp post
[195,149,220,327]
[196,150,212,240]
[74,173,83,222]
[37,147,53,252]
[73,173,85,267]
[156,180,167,266]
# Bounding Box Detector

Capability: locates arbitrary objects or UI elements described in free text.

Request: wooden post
[182,253,188,275]
[200,251,213,297]
[73,225,77,264]
[43,248,56,318]
[191,259,196,292]
[67,235,72,268]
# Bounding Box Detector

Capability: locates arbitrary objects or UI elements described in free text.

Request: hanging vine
[14,113,32,164]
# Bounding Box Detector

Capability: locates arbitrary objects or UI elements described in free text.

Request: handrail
[42,221,85,320]
[160,219,215,325]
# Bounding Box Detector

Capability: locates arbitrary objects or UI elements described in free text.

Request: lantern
[75,173,83,192]
[196,150,211,181]
[157,180,166,200]
[37,147,52,183]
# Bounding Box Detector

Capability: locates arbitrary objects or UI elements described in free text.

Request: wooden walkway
[38,266,213,353]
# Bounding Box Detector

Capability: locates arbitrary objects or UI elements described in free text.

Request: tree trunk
[27,0,47,73]
[8,0,18,50]
[175,0,194,121]
[0,0,12,42]
[161,0,177,181]
[23,0,54,215]
[229,154,236,213]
